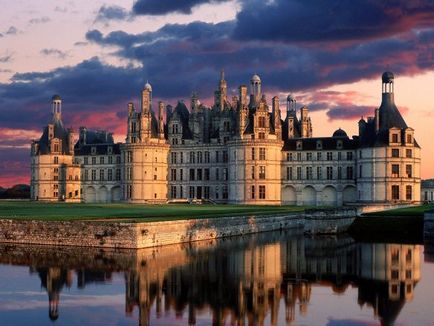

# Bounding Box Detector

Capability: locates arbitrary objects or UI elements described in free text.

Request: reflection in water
[0,232,422,326]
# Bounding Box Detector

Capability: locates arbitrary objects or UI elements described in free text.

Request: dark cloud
[0,54,13,63]
[74,41,88,47]
[132,0,229,15]
[233,0,434,44]
[5,26,18,35]
[29,17,50,24]
[40,48,69,59]
[95,5,130,22]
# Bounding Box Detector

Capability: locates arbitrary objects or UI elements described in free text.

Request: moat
[0,230,433,326]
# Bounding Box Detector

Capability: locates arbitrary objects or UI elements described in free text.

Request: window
[392,164,400,177]
[326,167,333,180]
[317,167,322,180]
[258,132,265,139]
[407,134,412,143]
[197,151,203,164]
[346,152,353,160]
[171,186,177,199]
[115,169,121,181]
[222,186,228,199]
[338,152,342,161]
[306,152,312,161]
[84,157,88,165]
[259,148,266,160]
[251,166,255,179]
[204,151,210,163]
[327,152,333,161]
[306,167,313,180]
[392,149,399,158]
[337,166,342,179]
[223,151,228,163]
[171,169,177,181]
[180,169,183,181]
[359,165,363,178]
[259,166,266,179]
[171,152,177,164]
[258,116,266,128]
[251,148,255,160]
[54,156,58,164]
[297,152,302,161]
[289,153,293,161]
[190,151,195,164]
[286,167,293,180]
[406,149,412,158]
[197,169,203,181]
[204,186,210,199]
[259,185,266,199]
[406,185,412,200]
[297,167,302,180]
[172,124,179,134]
[108,169,113,181]
[215,168,220,180]
[116,156,121,164]
[346,166,353,180]
[406,165,412,178]
[189,169,195,181]
[100,157,104,164]
[203,168,209,181]
[92,157,96,165]
[108,156,113,164]
[223,168,228,181]
[251,185,255,199]
[392,133,399,143]
[189,186,194,198]
[91,170,96,181]
[392,185,400,200]
[317,152,322,161]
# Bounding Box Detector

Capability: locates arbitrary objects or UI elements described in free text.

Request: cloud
[5,26,18,35]
[95,5,130,22]
[132,0,230,16]
[0,54,13,63]
[233,0,434,45]
[29,16,50,24]
[40,48,69,59]
[74,41,88,47]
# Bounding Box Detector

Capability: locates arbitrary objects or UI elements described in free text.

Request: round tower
[286,94,296,113]
[382,71,394,94]
[51,94,62,121]
[250,74,261,101]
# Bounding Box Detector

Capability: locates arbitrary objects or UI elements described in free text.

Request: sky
[0,0,434,187]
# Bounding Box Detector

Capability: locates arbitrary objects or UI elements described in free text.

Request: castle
[30,71,420,206]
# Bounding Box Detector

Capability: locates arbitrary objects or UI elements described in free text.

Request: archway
[321,186,337,206]
[343,185,357,204]
[282,186,297,205]
[85,186,96,203]
[98,186,108,203]
[111,186,121,202]
[302,186,316,206]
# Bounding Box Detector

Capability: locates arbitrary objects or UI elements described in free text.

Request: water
[0,231,433,326]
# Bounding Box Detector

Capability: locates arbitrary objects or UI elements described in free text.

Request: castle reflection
[0,232,421,326]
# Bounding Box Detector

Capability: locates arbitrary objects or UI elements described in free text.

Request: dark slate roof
[173,101,192,139]
[422,179,434,188]
[37,119,71,155]
[283,136,358,151]
[82,130,114,144]
[332,128,348,138]
[74,143,121,156]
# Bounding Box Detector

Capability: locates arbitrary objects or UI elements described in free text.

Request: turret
[250,74,261,105]
[51,95,62,122]
[239,85,248,108]
[158,101,165,139]
[286,94,296,139]
[272,96,281,139]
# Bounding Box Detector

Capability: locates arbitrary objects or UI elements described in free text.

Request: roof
[283,136,358,151]
[36,119,71,155]
[74,143,120,156]
[332,128,348,138]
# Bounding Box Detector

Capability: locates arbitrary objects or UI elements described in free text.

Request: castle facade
[30,72,420,206]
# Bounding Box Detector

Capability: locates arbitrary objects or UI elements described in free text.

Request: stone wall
[0,214,303,249]
[424,211,434,239]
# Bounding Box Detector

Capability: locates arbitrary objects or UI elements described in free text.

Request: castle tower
[52,95,62,122]
[272,96,281,140]
[286,95,296,139]
[140,82,153,141]
[250,74,262,105]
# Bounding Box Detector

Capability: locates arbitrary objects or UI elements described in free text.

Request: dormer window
[108,146,113,154]
[406,134,412,144]
[316,141,322,150]
[391,133,399,143]
[172,124,179,134]
[337,140,343,149]
[91,147,96,155]
[296,141,302,150]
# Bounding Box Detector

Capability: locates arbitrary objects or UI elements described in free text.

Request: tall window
[251,166,255,179]
[204,151,210,163]
[258,116,266,128]
[259,148,266,160]
[392,164,400,177]
[326,167,333,180]
[115,169,121,181]
[251,185,255,199]
[406,149,412,158]
[197,152,203,164]
[108,169,113,181]
[392,149,400,157]
[306,152,312,161]
[407,134,412,143]
[197,169,203,181]
[327,152,333,161]
[189,169,195,181]
[215,168,219,180]
[171,169,176,181]
[317,152,322,161]
[100,157,104,164]
[297,167,302,180]
[392,133,399,143]
[406,185,412,200]
[317,166,322,180]
[171,186,177,199]
[251,148,255,160]
[190,152,195,164]
[259,185,266,199]
[92,157,96,165]
[346,166,353,179]
[392,185,400,200]
[259,166,266,179]
[346,152,353,161]
[406,165,412,178]
[337,166,342,179]
[100,170,104,181]
[54,156,58,164]
[306,167,313,180]
[286,167,293,180]
[91,170,96,181]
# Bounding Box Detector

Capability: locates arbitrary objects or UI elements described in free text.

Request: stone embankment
[0,214,303,249]
[0,209,358,249]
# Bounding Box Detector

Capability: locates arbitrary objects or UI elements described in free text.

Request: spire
[220,69,225,81]
[51,95,62,122]
[379,71,407,131]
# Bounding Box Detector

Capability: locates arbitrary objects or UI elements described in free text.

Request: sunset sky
[0,0,434,187]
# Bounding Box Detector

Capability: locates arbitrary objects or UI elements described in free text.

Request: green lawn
[0,201,307,222]
[364,204,434,217]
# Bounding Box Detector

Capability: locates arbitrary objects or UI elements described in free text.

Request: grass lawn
[0,200,307,222]
[364,204,434,217]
